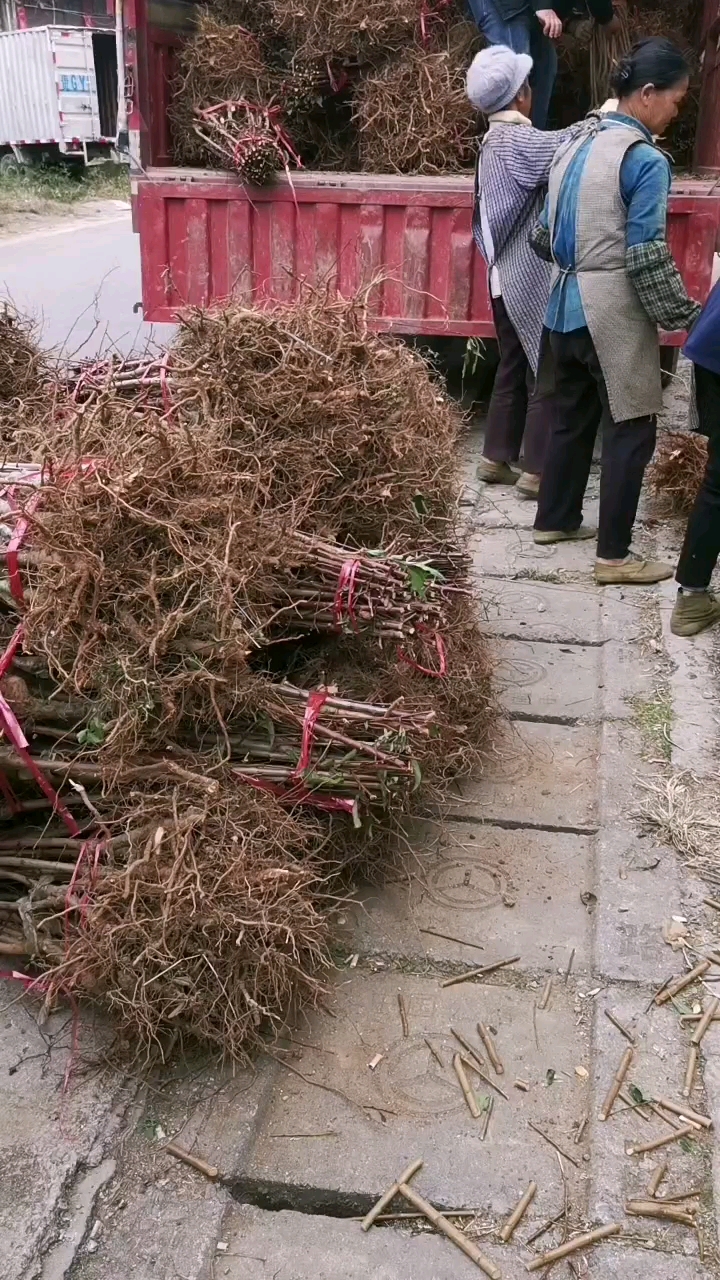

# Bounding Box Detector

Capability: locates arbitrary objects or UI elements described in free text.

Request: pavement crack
[438,814,599,836]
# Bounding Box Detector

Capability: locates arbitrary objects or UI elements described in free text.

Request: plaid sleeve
[530,220,552,262]
[626,240,702,333]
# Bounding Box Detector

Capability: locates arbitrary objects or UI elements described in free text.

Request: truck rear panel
[137,169,720,342]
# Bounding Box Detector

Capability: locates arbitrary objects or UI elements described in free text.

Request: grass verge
[0,164,130,220]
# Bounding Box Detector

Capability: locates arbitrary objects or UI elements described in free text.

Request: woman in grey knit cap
[467,45,590,499]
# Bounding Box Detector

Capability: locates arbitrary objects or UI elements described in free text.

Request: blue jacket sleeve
[619,143,672,247]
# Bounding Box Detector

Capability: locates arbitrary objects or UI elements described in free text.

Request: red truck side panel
[138,171,720,341]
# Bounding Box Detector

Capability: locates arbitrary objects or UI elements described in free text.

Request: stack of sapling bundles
[0,293,492,1059]
[555,0,702,165]
[170,0,482,178]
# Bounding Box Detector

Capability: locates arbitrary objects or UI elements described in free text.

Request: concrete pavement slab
[477,577,604,644]
[337,820,594,977]
[495,639,601,721]
[240,971,592,1215]
[469,528,598,581]
[658,576,720,775]
[220,1203,509,1280]
[0,995,133,1280]
[448,719,600,830]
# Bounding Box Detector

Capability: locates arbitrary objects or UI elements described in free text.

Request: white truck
[0,24,121,170]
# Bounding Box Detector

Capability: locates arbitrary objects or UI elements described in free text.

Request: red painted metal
[695,0,720,175]
[137,169,720,342]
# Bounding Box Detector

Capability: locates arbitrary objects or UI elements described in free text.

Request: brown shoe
[515,472,540,500]
[533,525,596,544]
[475,456,518,485]
[595,557,674,586]
[670,589,720,636]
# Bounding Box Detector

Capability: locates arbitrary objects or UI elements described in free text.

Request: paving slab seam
[429,812,599,835]
[492,631,610,647]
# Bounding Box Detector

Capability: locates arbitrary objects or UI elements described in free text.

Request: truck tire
[0,153,21,176]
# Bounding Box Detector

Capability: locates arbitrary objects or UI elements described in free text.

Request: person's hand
[600,12,622,34]
[536,8,563,38]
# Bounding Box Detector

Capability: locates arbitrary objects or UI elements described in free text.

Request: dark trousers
[483,295,554,476]
[535,327,657,560]
[676,365,720,589]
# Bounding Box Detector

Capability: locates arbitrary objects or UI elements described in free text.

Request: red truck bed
[137,168,720,343]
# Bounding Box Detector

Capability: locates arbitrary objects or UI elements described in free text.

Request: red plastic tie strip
[290,689,329,780]
[0,623,24,680]
[236,772,356,815]
[0,690,81,836]
[398,626,448,678]
[420,0,451,43]
[4,486,42,604]
[333,558,362,631]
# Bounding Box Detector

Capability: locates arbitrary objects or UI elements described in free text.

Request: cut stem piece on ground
[626,1200,696,1226]
[398,990,409,1038]
[539,977,552,1010]
[398,1182,501,1279]
[464,1055,509,1101]
[525,1224,622,1272]
[604,1009,635,1044]
[627,1123,697,1156]
[653,1097,712,1129]
[691,997,720,1046]
[683,1046,699,1099]
[441,955,521,989]
[647,1163,668,1198]
[451,1026,485,1070]
[500,1182,537,1242]
[656,960,711,1005]
[599,1047,633,1120]
[477,1021,504,1074]
[361,1158,423,1231]
[527,1122,580,1168]
[453,1052,481,1119]
[165,1143,219,1180]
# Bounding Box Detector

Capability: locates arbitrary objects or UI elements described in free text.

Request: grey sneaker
[671,589,720,636]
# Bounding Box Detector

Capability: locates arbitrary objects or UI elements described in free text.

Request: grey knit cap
[466,45,533,114]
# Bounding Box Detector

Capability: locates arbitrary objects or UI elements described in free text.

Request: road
[0,204,176,358]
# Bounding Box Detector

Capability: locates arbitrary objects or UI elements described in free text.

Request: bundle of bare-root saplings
[0,296,492,1061]
[170,0,704,182]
